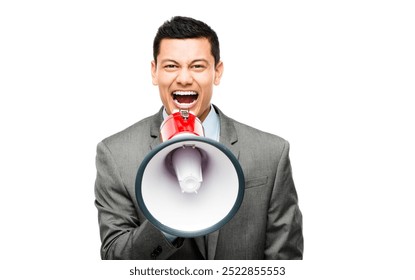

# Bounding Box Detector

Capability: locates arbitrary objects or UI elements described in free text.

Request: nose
[176,68,193,85]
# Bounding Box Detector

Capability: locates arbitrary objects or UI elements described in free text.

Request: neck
[198,105,211,122]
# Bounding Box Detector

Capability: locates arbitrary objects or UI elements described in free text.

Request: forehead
[158,38,213,62]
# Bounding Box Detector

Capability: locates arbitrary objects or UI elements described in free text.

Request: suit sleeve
[265,141,304,259]
[94,141,181,259]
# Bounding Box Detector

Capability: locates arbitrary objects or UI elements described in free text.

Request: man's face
[151,38,223,122]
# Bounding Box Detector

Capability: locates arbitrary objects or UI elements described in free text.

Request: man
[94,16,303,260]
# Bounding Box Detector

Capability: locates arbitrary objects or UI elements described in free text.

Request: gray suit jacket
[94,105,303,260]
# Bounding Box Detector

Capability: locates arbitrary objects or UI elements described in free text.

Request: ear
[151,60,158,85]
[214,61,224,86]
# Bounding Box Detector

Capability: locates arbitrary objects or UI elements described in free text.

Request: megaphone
[135,109,244,238]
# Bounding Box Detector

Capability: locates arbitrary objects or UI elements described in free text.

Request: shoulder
[100,110,162,149]
[234,119,288,145]
[233,118,290,161]
[216,105,288,149]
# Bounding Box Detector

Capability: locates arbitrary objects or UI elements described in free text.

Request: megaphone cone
[135,110,244,238]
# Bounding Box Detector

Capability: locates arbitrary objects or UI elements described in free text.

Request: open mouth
[172,91,198,108]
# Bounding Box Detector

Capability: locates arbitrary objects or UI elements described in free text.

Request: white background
[1,0,414,279]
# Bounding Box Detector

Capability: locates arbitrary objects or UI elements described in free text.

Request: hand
[161,230,177,243]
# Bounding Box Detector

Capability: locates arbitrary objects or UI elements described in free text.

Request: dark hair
[153,16,220,66]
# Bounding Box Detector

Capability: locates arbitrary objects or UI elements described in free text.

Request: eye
[191,64,206,70]
[164,64,178,69]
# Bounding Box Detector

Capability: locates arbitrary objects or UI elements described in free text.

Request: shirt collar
[162,105,220,141]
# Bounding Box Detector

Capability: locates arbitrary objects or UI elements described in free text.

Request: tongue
[176,95,196,104]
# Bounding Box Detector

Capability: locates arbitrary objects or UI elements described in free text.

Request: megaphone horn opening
[135,137,245,238]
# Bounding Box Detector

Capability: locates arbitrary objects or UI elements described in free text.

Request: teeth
[173,91,197,96]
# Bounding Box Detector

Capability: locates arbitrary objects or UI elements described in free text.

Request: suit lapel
[149,108,164,150]
[194,236,207,259]
[206,231,220,260]
[216,105,240,159]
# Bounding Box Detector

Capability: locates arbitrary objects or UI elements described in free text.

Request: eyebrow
[160,59,210,65]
